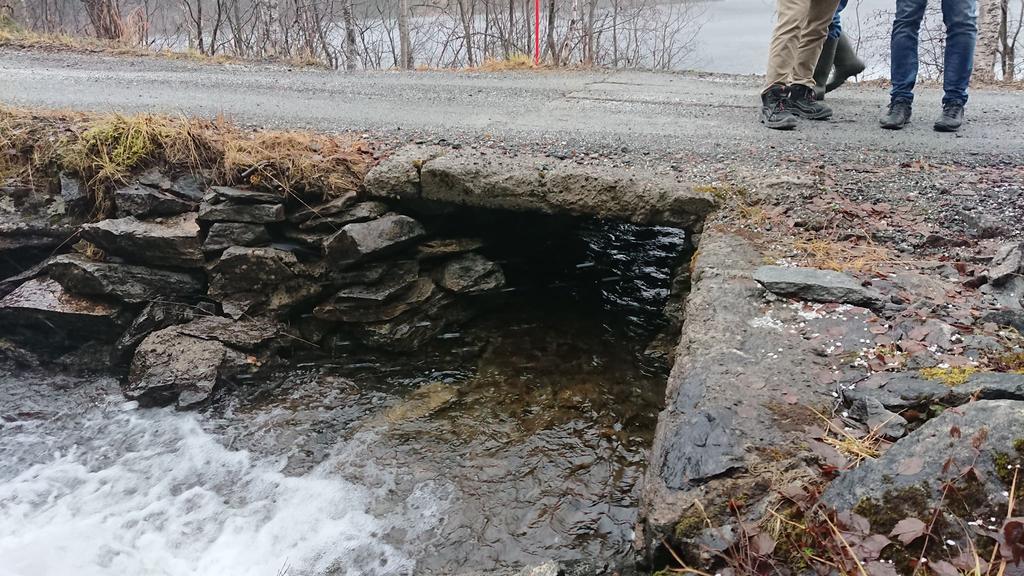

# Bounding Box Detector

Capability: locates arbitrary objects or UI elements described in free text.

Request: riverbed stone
[202,222,271,253]
[435,253,505,294]
[80,213,204,268]
[115,183,195,218]
[347,291,454,350]
[323,214,426,266]
[114,301,199,363]
[126,316,281,408]
[753,265,884,307]
[316,274,436,323]
[0,277,125,351]
[198,201,285,224]
[415,238,485,259]
[821,399,1024,536]
[46,254,204,304]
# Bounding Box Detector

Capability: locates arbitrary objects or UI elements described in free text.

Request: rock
[323,215,426,266]
[753,265,883,307]
[80,213,204,268]
[126,316,280,408]
[984,274,1024,310]
[415,238,485,259]
[205,186,283,205]
[848,396,907,439]
[298,201,390,232]
[207,246,322,318]
[822,400,1024,535]
[208,246,298,295]
[0,232,65,282]
[59,172,88,214]
[315,268,436,323]
[114,301,199,363]
[46,254,204,304]
[658,407,746,489]
[982,308,1024,332]
[115,183,195,218]
[198,201,285,224]
[202,222,271,253]
[138,168,205,201]
[348,292,454,351]
[846,371,1024,412]
[435,253,505,294]
[286,191,359,223]
[990,242,1024,286]
[365,146,717,228]
[0,277,125,351]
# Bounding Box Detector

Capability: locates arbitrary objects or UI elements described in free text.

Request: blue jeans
[828,0,849,40]
[890,0,977,104]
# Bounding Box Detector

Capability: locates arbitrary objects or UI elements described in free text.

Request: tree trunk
[341,0,359,70]
[398,0,412,69]
[546,0,557,65]
[81,0,125,40]
[975,0,1003,80]
[458,0,475,66]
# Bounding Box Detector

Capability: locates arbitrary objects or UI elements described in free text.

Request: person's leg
[793,0,843,89]
[889,0,927,103]
[941,0,977,104]
[765,0,808,89]
[828,0,849,40]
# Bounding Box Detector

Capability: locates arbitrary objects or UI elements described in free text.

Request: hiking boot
[813,36,839,100]
[880,99,912,129]
[826,32,866,93]
[787,84,833,120]
[760,84,798,130]
[933,102,965,132]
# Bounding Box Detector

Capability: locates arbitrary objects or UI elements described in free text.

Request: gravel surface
[1,47,1021,248]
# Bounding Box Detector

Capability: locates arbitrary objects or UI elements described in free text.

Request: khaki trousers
[764,0,842,90]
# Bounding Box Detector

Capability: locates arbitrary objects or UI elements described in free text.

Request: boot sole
[880,121,909,130]
[933,121,962,132]
[792,110,833,121]
[761,118,798,130]
[826,64,866,93]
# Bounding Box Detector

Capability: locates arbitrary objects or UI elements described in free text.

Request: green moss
[673,512,706,540]
[853,485,933,535]
[919,366,978,386]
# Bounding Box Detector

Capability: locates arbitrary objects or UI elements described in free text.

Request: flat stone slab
[753,265,884,307]
[46,254,204,304]
[80,213,204,269]
[0,277,125,349]
[364,147,717,229]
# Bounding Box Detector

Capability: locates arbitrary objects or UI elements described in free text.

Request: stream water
[0,219,687,576]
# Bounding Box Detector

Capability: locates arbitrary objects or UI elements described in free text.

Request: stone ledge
[364,146,717,229]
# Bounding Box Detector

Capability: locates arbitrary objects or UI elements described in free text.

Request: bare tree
[80,0,125,39]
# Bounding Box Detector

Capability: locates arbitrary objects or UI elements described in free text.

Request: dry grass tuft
[791,238,897,272]
[0,105,373,218]
[472,53,538,71]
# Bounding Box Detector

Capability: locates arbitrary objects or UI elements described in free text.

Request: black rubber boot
[826,33,866,93]
[760,84,798,130]
[813,36,838,100]
[880,99,912,129]
[787,84,833,120]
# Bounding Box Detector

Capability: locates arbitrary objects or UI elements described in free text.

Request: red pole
[534,0,540,65]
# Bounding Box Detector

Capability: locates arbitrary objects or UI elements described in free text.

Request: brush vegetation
[0,105,372,218]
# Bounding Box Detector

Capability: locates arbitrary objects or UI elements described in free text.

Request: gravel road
[2,48,1023,164]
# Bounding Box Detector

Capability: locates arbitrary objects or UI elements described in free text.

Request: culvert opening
[220,204,697,574]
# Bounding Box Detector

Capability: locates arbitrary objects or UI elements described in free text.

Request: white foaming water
[0,378,448,576]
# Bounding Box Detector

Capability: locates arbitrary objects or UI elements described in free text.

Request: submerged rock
[347,291,454,351]
[415,238,485,260]
[753,265,883,307]
[80,213,204,268]
[126,316,280,408]
[0,277,125,351]
[435,253,505,294]
[316,275,436,323]
[46,254,204,304]
[323,214,425,266]
[115,183,195,218]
